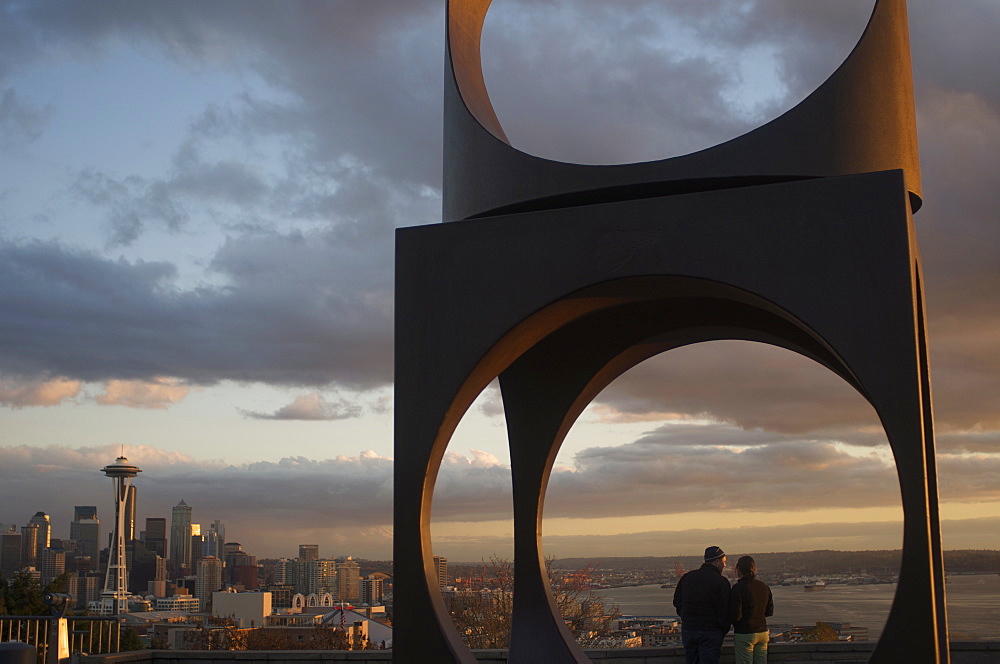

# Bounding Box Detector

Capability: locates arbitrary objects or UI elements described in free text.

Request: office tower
[272,558,290,585]
[69,555,94,576]
[124,485,137,542]
[128,538,168,595]
[169,500,192,572]
[40,548,66,585]
[29,512,51,549]
[196,556,223,611]
[335,557,361,603]
[360,576,384,605]
[230,557,258,590]
[144,517,167,557]
[70,506,100,559]
[190,524,204,571]
[223,543,256,588]
[298,544,319,562]
[308,559,337,595]
[287,560,310,594]
[204,520,225,558]
[147,579,167,598]
[0,530,22,577]
[433,555,448,587]
[92,456,141,615]
[20,523,40,568]
[68,573,102,610]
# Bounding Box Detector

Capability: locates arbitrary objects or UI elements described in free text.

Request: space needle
[93,455,141,615]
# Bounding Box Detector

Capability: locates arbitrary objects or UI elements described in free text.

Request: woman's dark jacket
[731,576,774,634]
[672,563,732,632]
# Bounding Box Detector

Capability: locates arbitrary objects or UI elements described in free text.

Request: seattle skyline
[1,1,998,560]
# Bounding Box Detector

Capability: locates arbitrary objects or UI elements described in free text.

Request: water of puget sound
[601,574,1000,640]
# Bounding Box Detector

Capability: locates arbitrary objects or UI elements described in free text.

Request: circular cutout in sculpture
[542,341,902,645]
[480,0,874,164]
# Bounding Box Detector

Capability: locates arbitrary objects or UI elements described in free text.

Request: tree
[546,559,619,646]
[803,621,839,642]
[447,556,619,649]
[0,571,71,616]
[183,619,359,651]
[119,627,145,651]
[447,556,512,649]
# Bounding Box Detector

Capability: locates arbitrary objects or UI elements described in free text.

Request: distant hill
[549,550,1000,576]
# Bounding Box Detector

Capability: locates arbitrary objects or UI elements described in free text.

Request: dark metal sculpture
[394,0,947,662]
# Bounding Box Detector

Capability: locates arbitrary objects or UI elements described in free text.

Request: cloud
[0,237,396,389]
[478,0,879,164]
[94,378,190,409]
[0,88,51,150]
[0,376,81,407]
[240,392,362,421]
[586,341,885,437]
[1,440,998,560]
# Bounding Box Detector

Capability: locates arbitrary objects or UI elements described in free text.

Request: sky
[0,0,998,563]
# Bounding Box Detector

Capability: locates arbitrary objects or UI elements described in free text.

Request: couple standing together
[673,546,774,664]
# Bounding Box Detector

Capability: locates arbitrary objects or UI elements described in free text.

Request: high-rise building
[29,512,51,549]
[0,530,22,577]
[144,517,167,557]
[223,543,257,588]
[359,576,384,605]
[308,560,337,595]
[190,524,204,571]
[169,500,192,573]
[286,559,310,595]
[204,520,225,558]
[68,573,102,609]
[20,523,40,568]
[196,556,223,611]
[230,559,258,590]
[70,506,100,559]
[335,557,361,603]
[272,558,290,585]
[40,548,66,585]
[298,544,319,562]
[124,485,137,542]
[433,555,448,587]
[91,456,141,615]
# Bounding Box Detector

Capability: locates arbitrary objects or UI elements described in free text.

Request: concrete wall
[81,641,1000,664]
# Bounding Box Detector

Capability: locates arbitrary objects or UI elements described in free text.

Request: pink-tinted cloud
[93,378,191,409]
[0,377,81,408]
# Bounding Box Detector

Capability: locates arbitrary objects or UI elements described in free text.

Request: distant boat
[804,581,827,591]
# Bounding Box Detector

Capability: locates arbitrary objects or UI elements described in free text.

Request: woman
[731,555,774,664]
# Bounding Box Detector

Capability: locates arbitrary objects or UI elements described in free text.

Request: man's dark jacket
[672,562,731,632]
[731,576,774,633]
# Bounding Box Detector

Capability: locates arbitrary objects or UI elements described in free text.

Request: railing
[0,616,121,663]
[71,642,1000,664]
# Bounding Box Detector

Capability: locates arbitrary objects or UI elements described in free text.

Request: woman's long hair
[736,555,756,579]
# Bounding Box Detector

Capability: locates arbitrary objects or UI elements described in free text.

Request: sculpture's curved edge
[499,297,875,662]
[446,0,507,143]
[444,0,921,221]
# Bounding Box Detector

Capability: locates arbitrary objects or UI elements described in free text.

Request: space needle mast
[93,455,141,615]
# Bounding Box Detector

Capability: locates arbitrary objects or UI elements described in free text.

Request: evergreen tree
[0,571,70,616]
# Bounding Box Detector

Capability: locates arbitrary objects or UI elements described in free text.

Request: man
[673,546,732,664]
